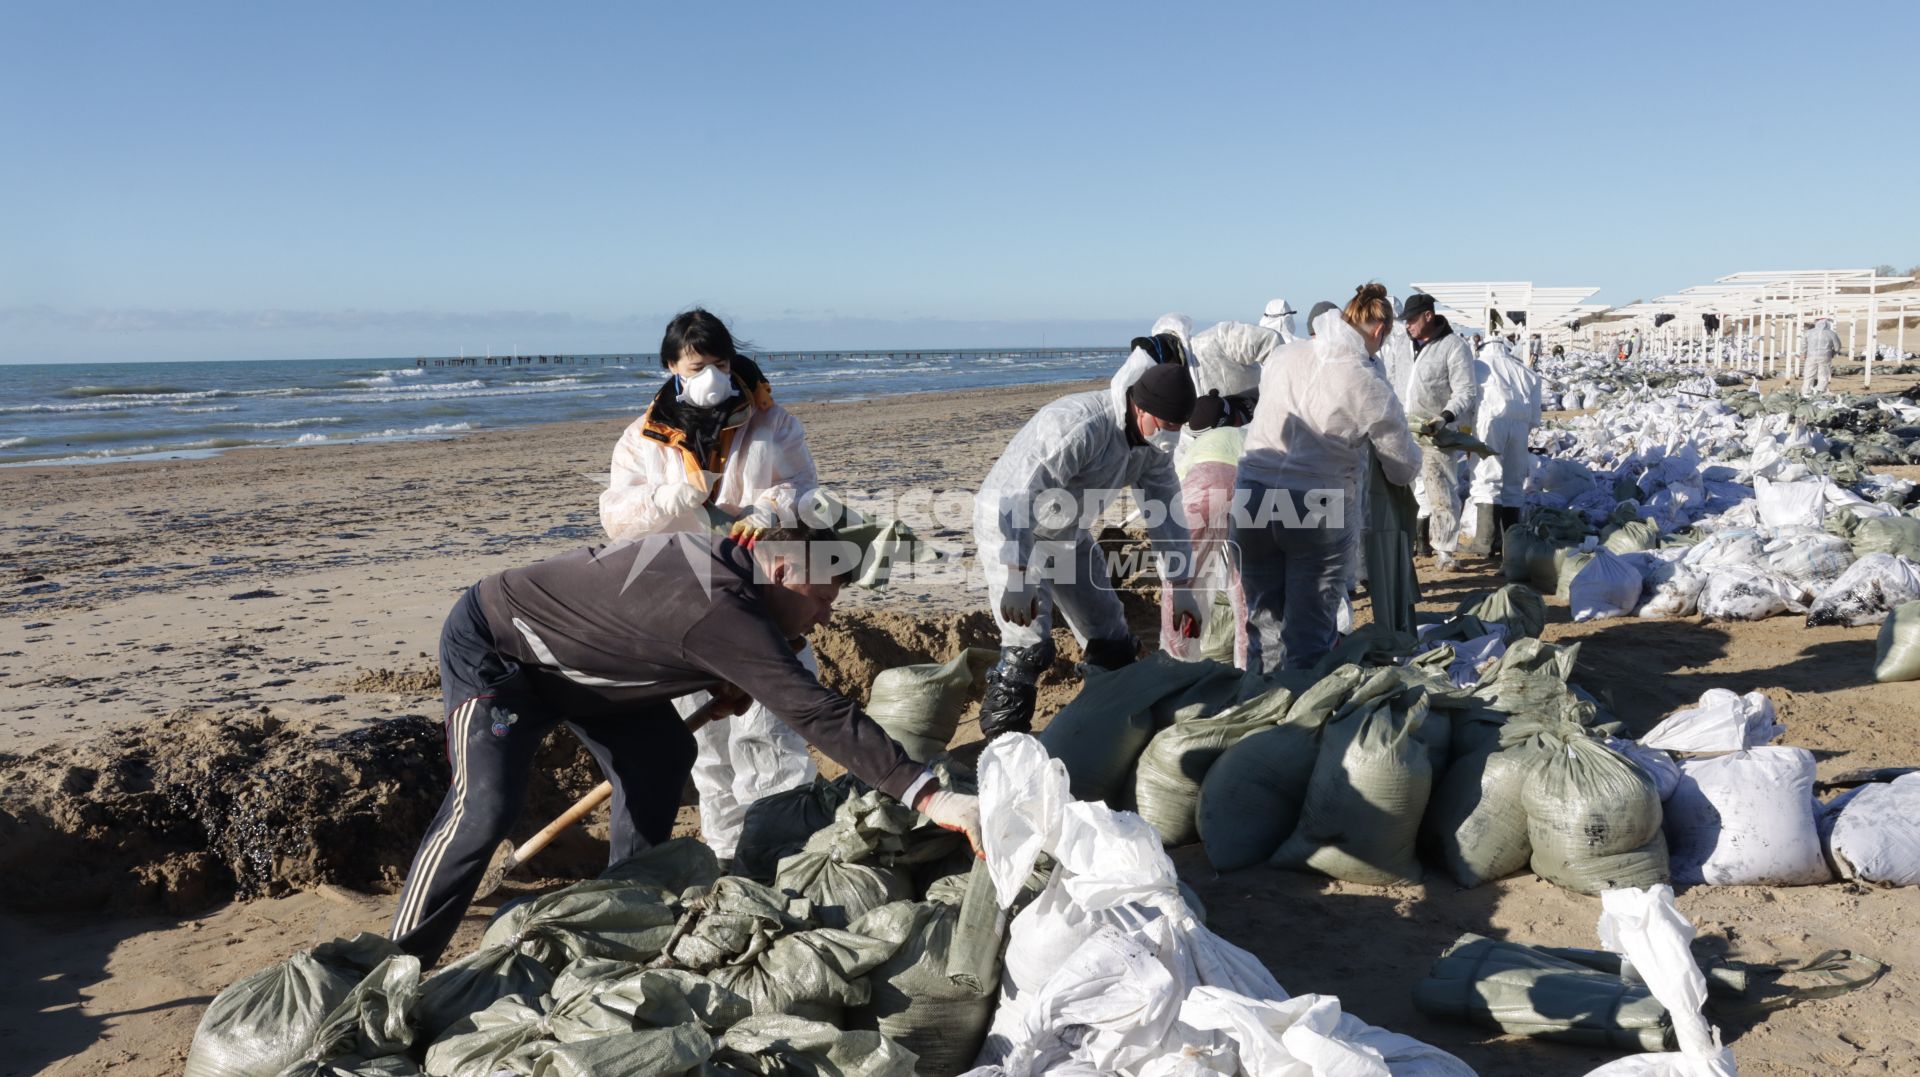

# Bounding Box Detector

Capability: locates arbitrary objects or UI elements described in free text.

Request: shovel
[474,691,742,899]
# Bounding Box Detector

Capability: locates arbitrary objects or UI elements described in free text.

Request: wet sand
[4,369,1919,1074]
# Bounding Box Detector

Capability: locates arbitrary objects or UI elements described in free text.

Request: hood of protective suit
[1110,313,1195,431]
[1479,340,1517,364]
[1260,299,1299,343]
[1189,320,1280,398]
[1310,309,1371,362]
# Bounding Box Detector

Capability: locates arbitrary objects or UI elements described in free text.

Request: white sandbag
[1825,773,1920,886]
[1754,476,1827,530]
[1570,548,1644,622]
[1695,564,1806,621]
[1877,602,1920,682]
[1606,737,1681,802]
[1638,560,1706,619]
[1639,689,1782,753]
[1804,552,1920,628]
[1581,886,1736,1077]
[1761,530,1854,588]
[1180,987,1475,1077]
[1666,747,1828,886]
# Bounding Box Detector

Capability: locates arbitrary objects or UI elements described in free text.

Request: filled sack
[1665,747,1830,885]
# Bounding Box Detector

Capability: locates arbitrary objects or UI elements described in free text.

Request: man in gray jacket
[1400,293,1481,567]
[388,526,981,963]
[1801,317,1843,395]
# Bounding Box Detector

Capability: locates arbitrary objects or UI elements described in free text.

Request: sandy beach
[4,369,1919,1075]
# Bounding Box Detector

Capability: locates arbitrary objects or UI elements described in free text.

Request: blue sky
[3,1,1916,363]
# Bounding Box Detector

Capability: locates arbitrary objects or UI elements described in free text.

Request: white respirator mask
[1147,426,1181,454]
[677,365,738,408]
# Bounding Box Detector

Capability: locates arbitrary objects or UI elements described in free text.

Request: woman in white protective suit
[972,320,1201,739]
[1466,338,1544,555]
[598,308,820,863]
[1233,284,1421,672]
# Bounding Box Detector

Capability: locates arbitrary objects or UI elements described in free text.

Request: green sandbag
[1133,681,1299,846]
[773,850,910,930]
[276,954,421,1076]
[1286,664,1365,726]
[734,774,865,881]
[1273,690,1432,885]
[865,649,997,763]
[1601,518,1661,555]
[479,877,683,972]
[598,837,722,893]
[1196,714,1324,871]
[185,933,404,1077]
[846,872,1000,1077]
[1420,733,1550,888]
[294,1057,422,1076]
[1148,660,1256,726]
[1522,727,1668,895]
[656,877,814,973]
[523,1026,715,1077]
[415,944,555,1046]
[1851,515,1920,561]
[422,995,551,1077]
[1413,934,1671,1050]
[1876,601,1920,682]
[1551,549,1596,600]
[710,1014,918,1077]
[1455,584,1548,640]
[1198,588,1238,663]
[427,963,749,1076]
[1039,653,1216,801]
[1501,525,1539,582]
[1331,669,1450,779]
[704,925,899,1021]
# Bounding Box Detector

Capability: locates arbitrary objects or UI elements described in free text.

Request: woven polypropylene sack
[1196,719,1322,871]
[734,774,864,881]
[1876,602,1920,682]
[1421,739,1548,888]
[1826,774,1920,885]
[1805,553,1920,627]
[185,933,403,1077]
[845,886,999,1075]
[1665,748,1830,886]
[1523,733,1669,895]
[1272,693,1432,885]
[1038,653,1216,802]
[1456,583,1547,640]
[865,649,997,763]
[1133,682,1297,846]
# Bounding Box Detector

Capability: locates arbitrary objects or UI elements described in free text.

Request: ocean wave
[244,416,345,429]
[0,436,25,449]
[312,381,624,405]
[171,404,243,413]
[59,384,196,398]
[294,432,330,444]
[376,422,472,436]
[345,378,487,393]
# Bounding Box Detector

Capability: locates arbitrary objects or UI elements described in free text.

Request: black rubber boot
[1080,635,1142,672]
[978,640,1056,741]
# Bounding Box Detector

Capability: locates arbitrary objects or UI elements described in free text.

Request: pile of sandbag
[1027,608,1682,897]
[972,734,1473,1076]
[189,789,998,1077]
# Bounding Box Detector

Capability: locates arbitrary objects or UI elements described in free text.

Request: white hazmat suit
[1259,298,1299,345]
[1467,339,1544,515]
[1405,319,1481,562]
[600,369,819,859]
[972,325,1197,734]
[1801,318,1842,395]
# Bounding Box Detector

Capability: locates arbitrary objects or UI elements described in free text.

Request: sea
[0,349,1127,467]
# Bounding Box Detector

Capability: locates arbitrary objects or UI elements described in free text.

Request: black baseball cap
[1402,293,1437,321]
